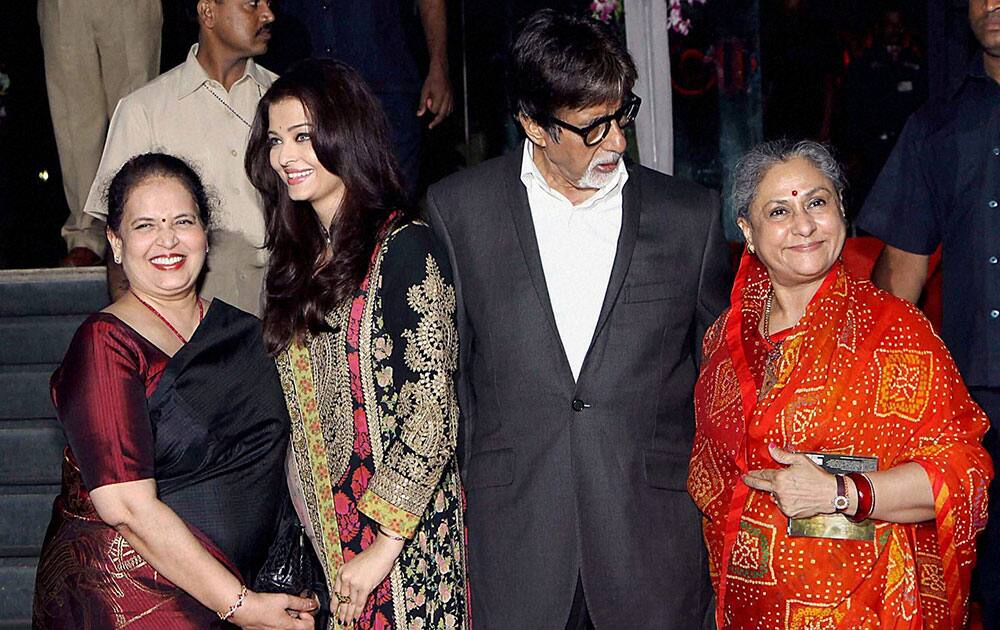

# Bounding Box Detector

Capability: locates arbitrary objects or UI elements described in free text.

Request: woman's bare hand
[333,530,405,624]
[743,443,839,519]
[230,590,317,630]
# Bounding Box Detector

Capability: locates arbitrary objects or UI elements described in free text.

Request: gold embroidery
[365,254,459,523]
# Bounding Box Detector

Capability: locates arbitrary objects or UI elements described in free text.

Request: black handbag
[253,495,331,626]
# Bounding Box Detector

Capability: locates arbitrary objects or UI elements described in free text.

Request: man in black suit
[426,10,730,629]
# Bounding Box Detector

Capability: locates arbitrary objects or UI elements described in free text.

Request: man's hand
[417,62,453,129]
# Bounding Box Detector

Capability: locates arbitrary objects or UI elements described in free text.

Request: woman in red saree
[689,140,992,629]
[32,154,316,629]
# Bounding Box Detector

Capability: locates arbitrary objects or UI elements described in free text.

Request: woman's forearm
[847,462,935,524]
[113,499,244,615]
[91,481,244,617]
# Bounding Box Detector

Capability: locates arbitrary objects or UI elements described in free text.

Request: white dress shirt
[520,140,627,380]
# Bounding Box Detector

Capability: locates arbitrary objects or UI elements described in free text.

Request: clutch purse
[786,452,878,541]
[253,494,331,628]
[253,494,326,597]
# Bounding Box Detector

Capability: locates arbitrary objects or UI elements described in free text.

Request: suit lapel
[503,151,574,380]
[588,165,641,349]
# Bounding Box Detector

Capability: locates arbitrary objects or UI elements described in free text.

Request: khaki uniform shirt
[84,45,276,315]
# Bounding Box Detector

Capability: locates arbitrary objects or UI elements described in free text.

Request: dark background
[0,0,980,269]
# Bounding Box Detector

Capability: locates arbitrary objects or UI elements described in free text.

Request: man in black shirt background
[856,0,1000,624]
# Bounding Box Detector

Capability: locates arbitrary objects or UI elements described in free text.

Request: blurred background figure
[37,0,163,267]
[268,0,454,199]
[834,5,926,213]
[760,0,839,142]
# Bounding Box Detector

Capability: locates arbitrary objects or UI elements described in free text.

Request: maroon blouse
[51,313,164,490]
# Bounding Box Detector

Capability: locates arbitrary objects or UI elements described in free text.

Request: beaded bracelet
[846,472,875,523]
[218,584,248,621]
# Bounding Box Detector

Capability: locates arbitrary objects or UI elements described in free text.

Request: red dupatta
[688,252,992,629]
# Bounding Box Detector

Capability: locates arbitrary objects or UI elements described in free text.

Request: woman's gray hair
[731,140,847,220]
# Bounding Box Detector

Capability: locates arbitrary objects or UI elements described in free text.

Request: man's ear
[517,113,549,148]
[197,0,215,28]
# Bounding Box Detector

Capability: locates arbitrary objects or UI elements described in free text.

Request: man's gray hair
[731,140,847,219]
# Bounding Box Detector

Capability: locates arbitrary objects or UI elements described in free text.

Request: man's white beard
[576,151,622,189]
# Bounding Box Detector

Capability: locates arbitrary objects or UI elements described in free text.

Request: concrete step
[0,490,56,558]
[0,268,107,317]
[0,557,35,627]
[0,315,89,366]
[0,420,63,486]
[0,367,56,421]
[0,268,108,629]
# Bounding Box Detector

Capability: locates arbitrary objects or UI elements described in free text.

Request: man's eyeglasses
[549,93,642,147]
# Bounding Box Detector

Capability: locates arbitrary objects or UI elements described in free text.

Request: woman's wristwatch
[833,473,850,513]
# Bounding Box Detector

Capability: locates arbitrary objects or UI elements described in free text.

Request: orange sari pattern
[689,253,992,629]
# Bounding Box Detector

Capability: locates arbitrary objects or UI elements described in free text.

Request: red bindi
[791,190,798,196]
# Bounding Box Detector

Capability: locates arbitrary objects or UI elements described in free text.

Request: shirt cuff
[357,490,420,539]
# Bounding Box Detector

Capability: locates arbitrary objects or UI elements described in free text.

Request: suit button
[571,399,586,412]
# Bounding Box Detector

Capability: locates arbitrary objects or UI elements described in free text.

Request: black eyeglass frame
[548,92,642,147]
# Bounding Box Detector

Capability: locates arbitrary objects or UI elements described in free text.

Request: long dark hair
[246,58,413,354]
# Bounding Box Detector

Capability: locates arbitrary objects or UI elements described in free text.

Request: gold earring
[113,251,121,264]
[748,244,756,255]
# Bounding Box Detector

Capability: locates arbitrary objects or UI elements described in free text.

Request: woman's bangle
[846,472,875,523]
[378,525,405,542]
[218,584,248,621]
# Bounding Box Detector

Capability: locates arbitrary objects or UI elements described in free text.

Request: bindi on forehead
[791,190,798,196]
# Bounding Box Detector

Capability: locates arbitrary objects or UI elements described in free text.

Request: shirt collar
[176,44,270,99]
[519,140,628,209]
[965,53,989,82]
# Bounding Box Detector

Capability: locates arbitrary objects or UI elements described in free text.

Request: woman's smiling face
[108,175,208,299]
[266,97,345,227]
[738,156,847,288]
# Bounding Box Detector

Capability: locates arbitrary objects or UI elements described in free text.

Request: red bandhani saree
[689,253,992,629]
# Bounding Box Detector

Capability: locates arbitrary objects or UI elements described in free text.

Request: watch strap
[833,473,849,512]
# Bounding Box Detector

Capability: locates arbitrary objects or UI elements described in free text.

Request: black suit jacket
[426,149,730,629]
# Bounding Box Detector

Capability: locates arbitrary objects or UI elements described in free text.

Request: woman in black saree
[32,153,317,629]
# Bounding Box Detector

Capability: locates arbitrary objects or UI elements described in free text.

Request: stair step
[0,268,107,317]
[0,557,36,626]
[0,367,56,420]
[0,315,88,366]
[0,493,55,557]
[0,420,63,485]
